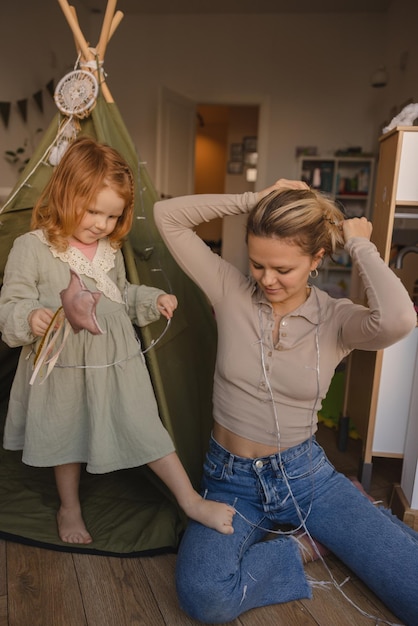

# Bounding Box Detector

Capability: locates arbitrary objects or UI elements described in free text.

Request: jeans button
[255,459,264,469]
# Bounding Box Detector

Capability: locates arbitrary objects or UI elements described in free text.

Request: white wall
[100,10,387,189]
[383,0,418,123]
[0,1,90,188]
[1,0,418,191]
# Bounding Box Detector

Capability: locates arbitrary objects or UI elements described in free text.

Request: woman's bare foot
[57,507,93,544]
[185,496,235,534]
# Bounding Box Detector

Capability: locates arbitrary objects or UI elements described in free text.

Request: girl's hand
[342,216,373,243]
[28,308,55,337]
[157,294,178,319]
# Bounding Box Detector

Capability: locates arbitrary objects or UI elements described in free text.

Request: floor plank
[140,554,224,625]
[0,540,7,626]
[73,553,165,626]
[300,556,401,626]
[0,597,7,626]
[0,539,6,595]
[7,543,86,626]
[142,553,318,626]
[328,555,404,624]
[239,598,319,625]
[0,539,8,626]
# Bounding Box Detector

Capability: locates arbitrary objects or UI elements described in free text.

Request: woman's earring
[309,268,319,279]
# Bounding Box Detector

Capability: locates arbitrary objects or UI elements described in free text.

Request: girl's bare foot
[57,507,93,544]
[185,496,235,534]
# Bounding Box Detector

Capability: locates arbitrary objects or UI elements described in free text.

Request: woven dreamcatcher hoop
[54,69,99,119]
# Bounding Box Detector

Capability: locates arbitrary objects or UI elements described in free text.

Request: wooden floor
[0,424,406,626]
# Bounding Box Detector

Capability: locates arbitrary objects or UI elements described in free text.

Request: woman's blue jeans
[176,435,418,625]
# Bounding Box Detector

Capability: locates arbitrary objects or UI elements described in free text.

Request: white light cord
[255,304,316,532]
[141,317,171,354]
[36,317,171,371]
[0,117,75,215]
[232,293,400,625]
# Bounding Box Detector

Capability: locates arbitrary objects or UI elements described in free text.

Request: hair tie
[324,217,342,226]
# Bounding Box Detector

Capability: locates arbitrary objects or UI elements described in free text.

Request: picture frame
[243,136,257,153]
[244,151,258,166]
[227,161,244,175]
[230,143,244,161]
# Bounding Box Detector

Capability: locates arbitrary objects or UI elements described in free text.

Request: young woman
[154,180,418,626]
[0,136,234,545]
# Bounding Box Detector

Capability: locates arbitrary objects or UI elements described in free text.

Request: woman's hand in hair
[342,216,373,242]
[257,179,309,202]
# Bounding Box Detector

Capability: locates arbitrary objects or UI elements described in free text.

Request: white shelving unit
[343,129,418,522]
[298,155,375,218]
[298,155,375,298]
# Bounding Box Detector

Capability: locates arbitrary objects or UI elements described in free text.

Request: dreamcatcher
[54,69,99,119]
[47,0,120,167]
[48,67,99,165]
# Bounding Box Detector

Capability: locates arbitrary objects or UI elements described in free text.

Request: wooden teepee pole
[109,10,124,42]
[57,0,93,62]
[68,6,84,59]
[97,0,118,61]
[57,0,122,104]
[68,5,123,57]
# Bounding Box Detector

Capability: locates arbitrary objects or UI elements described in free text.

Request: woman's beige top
[154,192,416,449]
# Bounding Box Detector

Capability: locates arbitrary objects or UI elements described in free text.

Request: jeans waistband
[209,433,316,472]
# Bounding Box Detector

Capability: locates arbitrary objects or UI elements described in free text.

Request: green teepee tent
[0,0,216,556]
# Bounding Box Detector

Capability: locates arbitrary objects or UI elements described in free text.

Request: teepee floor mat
[0,380,186,557]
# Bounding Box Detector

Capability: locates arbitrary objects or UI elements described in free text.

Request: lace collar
[32,230,123,303]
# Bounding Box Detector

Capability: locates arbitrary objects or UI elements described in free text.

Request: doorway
[156,89,260,272]
[194,103,259,269]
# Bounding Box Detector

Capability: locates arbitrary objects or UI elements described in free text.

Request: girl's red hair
[31,135,134,250]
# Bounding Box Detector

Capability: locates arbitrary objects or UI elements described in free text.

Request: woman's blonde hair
[31,135,135,250]
[246,187,345,257]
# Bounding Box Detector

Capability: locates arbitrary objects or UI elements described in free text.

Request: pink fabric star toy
[60,269,104,335]
[30,271,105,385]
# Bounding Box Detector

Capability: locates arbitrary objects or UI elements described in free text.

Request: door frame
[156,87,271,196]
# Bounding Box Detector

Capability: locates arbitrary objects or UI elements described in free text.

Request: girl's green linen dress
[0,231,175,473]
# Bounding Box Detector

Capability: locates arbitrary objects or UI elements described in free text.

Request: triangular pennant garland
[46,79,55,98]
[17,99,28,123]
[33,90,44,114]
[0,102,11,128]
[0,79,55,126]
